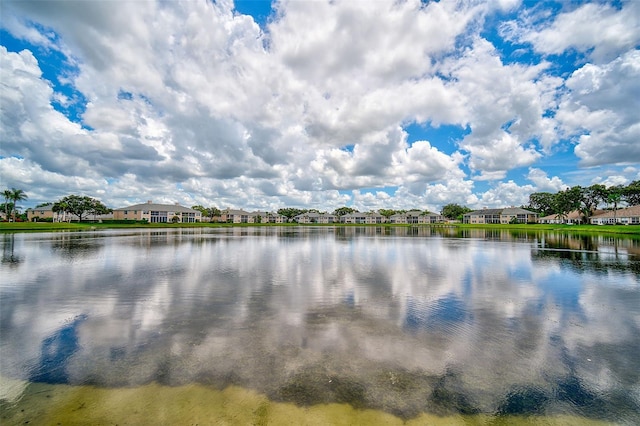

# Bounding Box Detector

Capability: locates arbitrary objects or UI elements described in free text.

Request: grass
[1,221,639,235]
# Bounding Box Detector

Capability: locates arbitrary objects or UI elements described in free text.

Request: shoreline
[1,221,639,235]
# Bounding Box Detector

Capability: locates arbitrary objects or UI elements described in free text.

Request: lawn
[1,221,639,235]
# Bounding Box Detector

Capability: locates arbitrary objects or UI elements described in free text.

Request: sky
[1,0,639,213]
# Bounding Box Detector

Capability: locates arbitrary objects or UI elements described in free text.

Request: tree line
[527,181,639,223]
[190,204,474,222]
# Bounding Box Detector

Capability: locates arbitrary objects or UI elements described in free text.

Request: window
[150,211,168,223]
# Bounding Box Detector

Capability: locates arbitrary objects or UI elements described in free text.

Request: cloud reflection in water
[0,227,638,421]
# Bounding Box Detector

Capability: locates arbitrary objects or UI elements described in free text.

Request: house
[420,213,447,224]
[26,204,56,222]
[538,209,605,224]
[590,205,640,225]
[113,201,201,223]
[338,212,388,224]
[220,208,256,223]
[389,211,445,224]
[463,207,538,224]
[294,212,338,224]
[340,213,368,224]
[26,203,114,222]
[264,212,289,223]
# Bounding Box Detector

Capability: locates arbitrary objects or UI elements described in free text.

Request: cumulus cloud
[557,50,640,167]
[501,1,640,63]
[526,168,567,192]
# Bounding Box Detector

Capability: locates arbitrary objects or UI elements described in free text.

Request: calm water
[1,227,639,424]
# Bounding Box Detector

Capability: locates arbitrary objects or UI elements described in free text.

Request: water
[1,227,639,425]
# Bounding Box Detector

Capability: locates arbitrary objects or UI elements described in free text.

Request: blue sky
[1,0,639,212]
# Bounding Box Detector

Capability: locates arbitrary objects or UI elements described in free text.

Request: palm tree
[607,186,622,224]
[2,189,12,220]
[52,201,69,222]
[9,188,28,221]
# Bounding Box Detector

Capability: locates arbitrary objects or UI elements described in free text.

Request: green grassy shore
[1,221,639,235]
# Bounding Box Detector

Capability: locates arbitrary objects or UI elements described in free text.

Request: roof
[294,212,336,218]
[466,207,537,216]
[465,208,503,216]
[539,210,606,220]
[27,203,55,211]
[115,202,199,213]
[591,205,640,219]
[222,209,252,215]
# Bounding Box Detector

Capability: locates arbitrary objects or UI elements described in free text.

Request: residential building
[420,213,447,224]
[26,203,114,222]
[590,205,640,225]
[220,208,255,223]
[113,201,201,223]
[264,212,289,223]
[338,212,390,224]
[463,207,538,224]
[340,213,368,224]
[389,211,444,224]
[538,209,605,224]
[294,212,338,224]
[26,204,56,222]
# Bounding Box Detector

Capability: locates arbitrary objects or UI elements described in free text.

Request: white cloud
[526,168,567,192]
[502,1,640,63]
[477,180,536,208]
[558,50,640,166]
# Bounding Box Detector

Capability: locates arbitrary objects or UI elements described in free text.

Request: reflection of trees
[49,232,104,260]
[532,233,640,276]
[1,233,22,266]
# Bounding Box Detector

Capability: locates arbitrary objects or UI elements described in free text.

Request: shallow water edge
[0,381,610,426]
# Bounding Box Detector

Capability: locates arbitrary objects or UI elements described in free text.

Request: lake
[1,227,639,425]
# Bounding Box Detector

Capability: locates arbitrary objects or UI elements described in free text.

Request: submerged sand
[1,381,609,426]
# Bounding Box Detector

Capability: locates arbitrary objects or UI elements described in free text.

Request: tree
[378,209,396,218]
[553,187,582,223]
[55,195,108,222]
[277,208,306,220]
[3,188,28,221]
[333,206,357,216]
[440,203,471,221]
[52,200,69,222]
[580,184,608,223]
[0,202,14,219]
[622,180,640,206]
[527,192,556,217]
[88,198,112,220]
[2,189,11,219]
[606,185,623,224]
[191,205,220,221]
